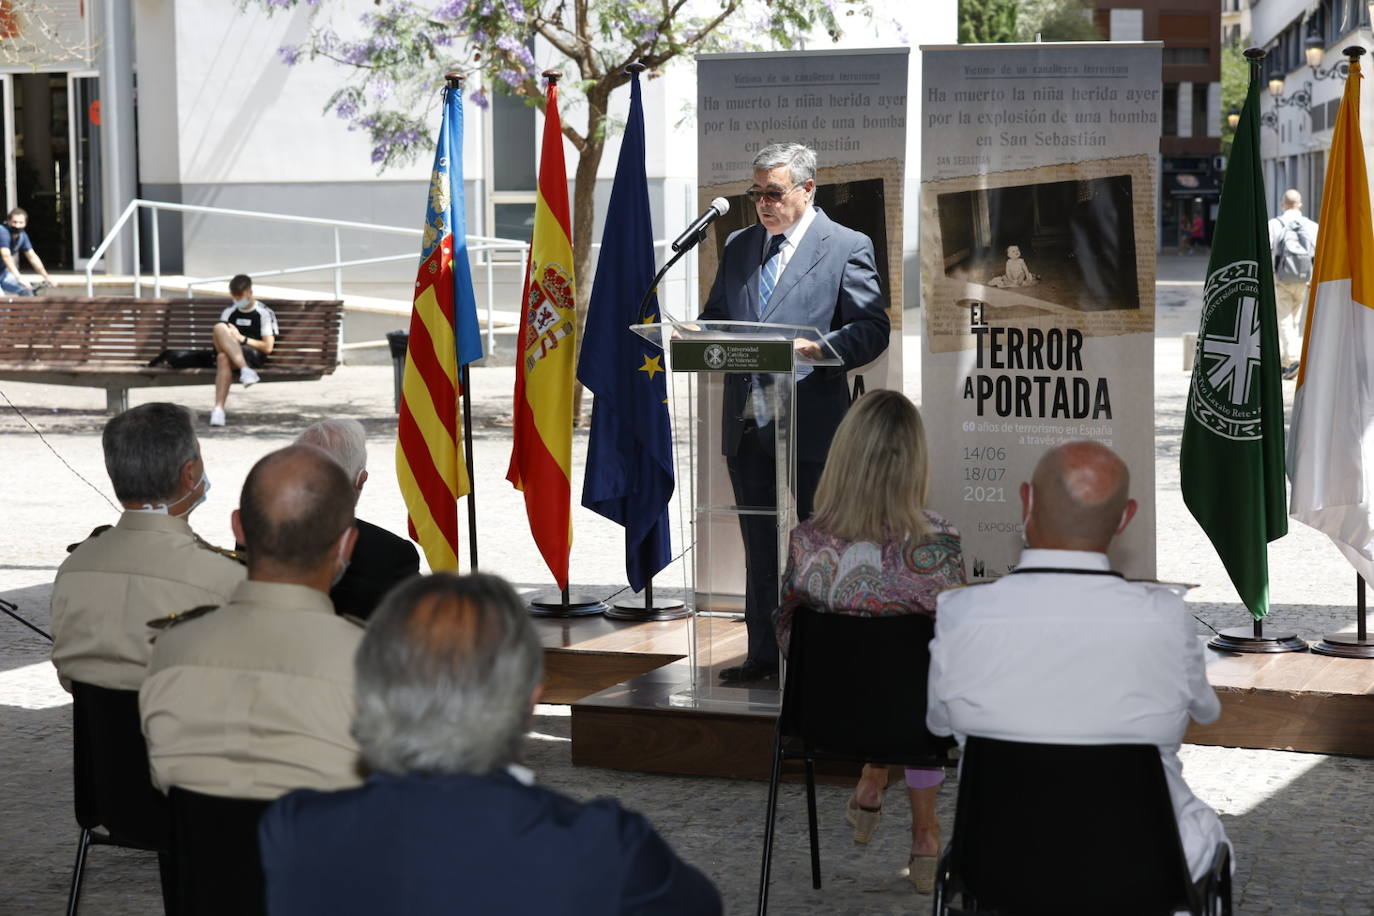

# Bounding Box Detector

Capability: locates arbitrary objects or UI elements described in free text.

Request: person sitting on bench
[210,274,278,427]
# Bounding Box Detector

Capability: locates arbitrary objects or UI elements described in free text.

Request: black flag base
[527,587,609,618]
[605,595,689,622]
[1311,573,1374,658]
[1311,632,1374,659]
[1208,623,1307,654]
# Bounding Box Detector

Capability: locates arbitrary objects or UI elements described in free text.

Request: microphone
[670,197,730,253]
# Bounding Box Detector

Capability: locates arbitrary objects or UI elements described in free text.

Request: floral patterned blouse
[774,511,966,657]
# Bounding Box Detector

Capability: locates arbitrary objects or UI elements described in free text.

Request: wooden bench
[0,296,343,412]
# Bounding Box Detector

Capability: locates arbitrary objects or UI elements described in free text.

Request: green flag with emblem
[1179,50,1288,620]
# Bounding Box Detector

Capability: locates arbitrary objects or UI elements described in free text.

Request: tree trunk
[569,84,610,427]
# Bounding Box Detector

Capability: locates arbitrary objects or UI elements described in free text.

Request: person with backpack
[1268,189,1319,379]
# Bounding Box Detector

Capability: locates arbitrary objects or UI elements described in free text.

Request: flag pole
[445,71,482,573]
[522,68,608,617]
[1307,47,1374,657]
[1197,46,1306,654]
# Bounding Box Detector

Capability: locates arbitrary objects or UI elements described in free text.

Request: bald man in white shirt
[927,440,1230,883]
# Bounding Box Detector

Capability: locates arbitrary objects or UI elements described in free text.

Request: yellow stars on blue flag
[638,354,664,379]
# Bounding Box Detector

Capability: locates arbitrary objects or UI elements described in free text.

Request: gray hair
[752,141,817,190]
[295,418,367,484]
[101,403,199,503]
[352,573,543,777]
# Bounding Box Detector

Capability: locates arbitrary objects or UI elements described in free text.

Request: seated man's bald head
[1023,440,1136,552]
[237,445,356,577]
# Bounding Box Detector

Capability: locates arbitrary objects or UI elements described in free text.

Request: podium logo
[704,344,727,369]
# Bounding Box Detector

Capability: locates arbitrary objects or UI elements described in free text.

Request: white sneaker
[239,367,260,387]
[209,406,226,427]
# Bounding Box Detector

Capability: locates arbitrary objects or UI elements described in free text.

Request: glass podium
[631,320,842,712]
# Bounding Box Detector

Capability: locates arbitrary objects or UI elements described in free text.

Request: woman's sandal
[845,794,883,844]
[907,854,937,893]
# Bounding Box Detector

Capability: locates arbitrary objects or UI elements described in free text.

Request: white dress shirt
[928,548,1228,881]
[763,203,817,281]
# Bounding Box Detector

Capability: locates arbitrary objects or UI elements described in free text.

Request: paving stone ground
[2,254,1370,914]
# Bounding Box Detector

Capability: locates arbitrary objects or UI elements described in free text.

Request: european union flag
[578,68,673,592]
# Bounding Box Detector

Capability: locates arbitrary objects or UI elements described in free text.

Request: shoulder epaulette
[192,533,247,566]
[147,604,220,630]
[66,524,113,554]
[340,613,367,629]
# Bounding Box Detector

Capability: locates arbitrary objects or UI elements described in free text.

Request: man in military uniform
[927,441,1231,883]
[140,445,365,799]
[295,418,420,620]
[50,402,244,692]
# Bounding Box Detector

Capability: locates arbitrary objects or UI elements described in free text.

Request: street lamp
[1227,107,1241,130]
[1303,27,1349,81]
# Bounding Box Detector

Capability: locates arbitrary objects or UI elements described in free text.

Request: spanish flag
[1288,52,1374,583]
[507,77,576,589]
[396,83,483,572]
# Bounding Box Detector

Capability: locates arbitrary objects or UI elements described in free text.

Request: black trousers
[725,423,823,665]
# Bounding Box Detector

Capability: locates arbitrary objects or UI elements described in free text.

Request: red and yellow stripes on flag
[397,236,469,572]
[1288,54,1374,583]
[507,78,576,589]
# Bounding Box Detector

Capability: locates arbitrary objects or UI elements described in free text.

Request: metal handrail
[83,198,700,357]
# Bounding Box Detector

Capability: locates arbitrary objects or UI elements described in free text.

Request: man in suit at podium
[699,141,890,684]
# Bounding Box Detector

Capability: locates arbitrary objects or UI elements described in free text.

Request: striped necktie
[758,233,786,314]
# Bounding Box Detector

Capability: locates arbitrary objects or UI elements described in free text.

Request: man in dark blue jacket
[259,573,722,916]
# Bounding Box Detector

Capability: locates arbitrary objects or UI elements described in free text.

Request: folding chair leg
[756,732,785,916]
[66,828,92,916]
[804,758,820,890]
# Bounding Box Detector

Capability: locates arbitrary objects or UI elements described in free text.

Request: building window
[1192,83,1210,138]
[1162,84,1178,137]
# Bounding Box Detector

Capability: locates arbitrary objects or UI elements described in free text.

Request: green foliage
[959,0,1019,43]
[1017,0,1101,42]
[1219,39,1250,157]
[255,0,867,171]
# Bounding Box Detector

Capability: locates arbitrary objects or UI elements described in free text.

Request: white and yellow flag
[1288,54,1374,582]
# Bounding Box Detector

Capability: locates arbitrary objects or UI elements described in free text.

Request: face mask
[133,472,209,518]
[330,540,350,588]
[234,297,253,311]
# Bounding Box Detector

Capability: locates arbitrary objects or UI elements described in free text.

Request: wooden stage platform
[534,615,1374,779]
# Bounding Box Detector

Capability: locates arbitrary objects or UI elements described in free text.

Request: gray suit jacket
[699,207,890,463]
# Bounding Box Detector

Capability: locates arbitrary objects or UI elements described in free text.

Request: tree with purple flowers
[260,0,870,399]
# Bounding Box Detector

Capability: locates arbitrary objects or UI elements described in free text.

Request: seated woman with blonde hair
[775,389,965,893]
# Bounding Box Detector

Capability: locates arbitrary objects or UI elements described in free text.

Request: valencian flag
[1288,52,1374,583]
[1180,51,1287,619]
[578,68,673,593]
[396,82,484,572]
[507,77,576,589]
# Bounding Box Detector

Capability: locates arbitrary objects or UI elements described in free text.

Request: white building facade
[1251,0,1374,219]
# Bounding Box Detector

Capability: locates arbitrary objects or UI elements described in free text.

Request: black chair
[66,680,174,915]
[933,736,1232,916]
[757,608,955,914]
[168,787,272,916]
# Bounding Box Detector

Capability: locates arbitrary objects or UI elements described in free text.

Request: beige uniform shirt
[140,579,364,801]
[50,511,246,691]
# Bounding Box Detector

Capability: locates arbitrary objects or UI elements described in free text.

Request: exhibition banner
[919,43,1161,580]
[693,49,910,607]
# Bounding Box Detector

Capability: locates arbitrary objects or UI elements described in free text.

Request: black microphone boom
[671,197,730,253]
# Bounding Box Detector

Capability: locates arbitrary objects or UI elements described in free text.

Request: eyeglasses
[746,184,801,204]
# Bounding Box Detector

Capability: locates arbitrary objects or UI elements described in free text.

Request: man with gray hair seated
[259,573,723,915]
[51,401,244,691]
[295,418,419,620]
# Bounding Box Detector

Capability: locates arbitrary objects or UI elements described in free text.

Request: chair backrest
[950,736,1195,915]
[169,787,272,916]
[780,608,953,764]
[70,680,170,850]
